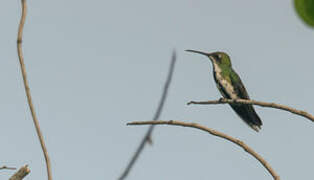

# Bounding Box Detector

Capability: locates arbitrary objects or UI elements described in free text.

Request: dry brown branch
[187,98,314,122]
[17,0,52,180]
[0,166,16,170]
[9,165,30,180]
[127,120,280,180]
[118,51,177,180]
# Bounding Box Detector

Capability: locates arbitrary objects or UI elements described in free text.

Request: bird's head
[186,50,231,68]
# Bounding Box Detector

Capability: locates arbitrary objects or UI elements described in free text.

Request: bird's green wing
[229,70,250,99]
[228,69,262,131]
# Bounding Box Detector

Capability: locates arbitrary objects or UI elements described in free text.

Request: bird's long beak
[185,49,209,56]
[185,49,214,59]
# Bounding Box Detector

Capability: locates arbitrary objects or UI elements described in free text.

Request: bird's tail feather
[230,104,263,132]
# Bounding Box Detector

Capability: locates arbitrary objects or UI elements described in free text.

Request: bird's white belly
[213,64,238,99]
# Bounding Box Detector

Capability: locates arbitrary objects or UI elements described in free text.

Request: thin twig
[9,165,30,180]
[0,166,16,170]
[118,51,177,180]
[17,1,52,180]
[127,120,280,180]
[187,98,314,122]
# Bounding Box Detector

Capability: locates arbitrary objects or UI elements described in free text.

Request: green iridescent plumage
[186,50,263,132]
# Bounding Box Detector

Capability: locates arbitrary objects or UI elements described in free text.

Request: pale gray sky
[1,0,314,180]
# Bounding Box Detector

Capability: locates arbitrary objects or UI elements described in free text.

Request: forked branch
[127,120,280,180]
[188,98,314,122]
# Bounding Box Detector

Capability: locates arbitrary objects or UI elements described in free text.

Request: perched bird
[186,50,262,132]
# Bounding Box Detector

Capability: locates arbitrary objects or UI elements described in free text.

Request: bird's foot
[218,97,226,102]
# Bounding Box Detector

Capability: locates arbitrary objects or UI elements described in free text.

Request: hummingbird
[186,50,262,132]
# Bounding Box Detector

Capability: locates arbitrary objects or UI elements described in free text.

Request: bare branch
[127,120,280,180]
[118,51,176,180]
[9,165,30,180]
[188,98,314,122]
[0,166,16,170]
[17,1,52,180]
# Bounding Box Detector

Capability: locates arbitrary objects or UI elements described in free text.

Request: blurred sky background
[1,0,314,180]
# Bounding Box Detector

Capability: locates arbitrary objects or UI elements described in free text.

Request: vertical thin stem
[118,51,177,180]
[17,1,52,180]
